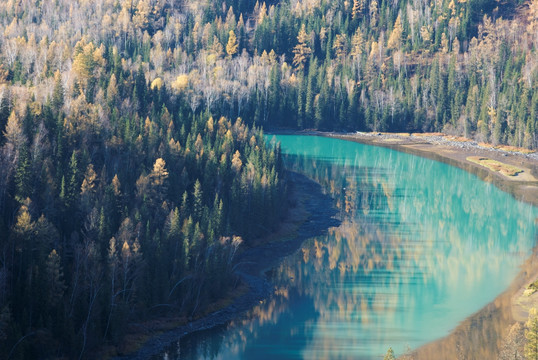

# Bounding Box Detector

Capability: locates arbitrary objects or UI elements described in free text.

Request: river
[153,134,537,359]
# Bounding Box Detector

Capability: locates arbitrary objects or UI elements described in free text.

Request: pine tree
[59,175,67,206]
[0,88,12,144]
[135,66,147,112]
[192,179,203,222]
[14,144,31,202]
[67,150,79,209]
[52,70,64,112]
[98,206,108,244]
[305,62,317,127]
[44,249,65,307]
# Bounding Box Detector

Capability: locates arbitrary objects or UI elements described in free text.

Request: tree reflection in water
[157,135,537,360]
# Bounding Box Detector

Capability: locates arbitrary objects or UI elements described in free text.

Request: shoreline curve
[114,171,340,360]
[314,130,538,359]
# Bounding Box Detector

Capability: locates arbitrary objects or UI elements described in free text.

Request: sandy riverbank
[394,248,538,360]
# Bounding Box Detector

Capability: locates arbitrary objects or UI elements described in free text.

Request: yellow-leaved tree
[526,308,538,359]
[352,0,365,20]
[387,15,403,50]
[226,30,239,57]
[293,24,312,70]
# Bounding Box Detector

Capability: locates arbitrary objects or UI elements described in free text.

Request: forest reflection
[159,136,537,359]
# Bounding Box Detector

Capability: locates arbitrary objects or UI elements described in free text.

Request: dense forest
[0,0,290,358]
[0,0,537,358]
[1,0,538,149]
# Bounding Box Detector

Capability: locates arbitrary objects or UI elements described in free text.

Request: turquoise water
[157,135,537,359]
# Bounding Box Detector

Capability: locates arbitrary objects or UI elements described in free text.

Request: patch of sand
[380,138,405,143]
[512,283,538,322]
[467,156,537,181]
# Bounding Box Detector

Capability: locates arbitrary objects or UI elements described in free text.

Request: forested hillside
[0,1,288,358]
[1,0,537,151]
[0,0,536,358]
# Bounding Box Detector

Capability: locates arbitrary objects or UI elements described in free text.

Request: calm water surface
[156,135,537,359]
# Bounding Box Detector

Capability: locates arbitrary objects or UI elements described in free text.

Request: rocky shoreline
[115,171,340,360]
[343,131,538,160]
[321,131,538,207]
